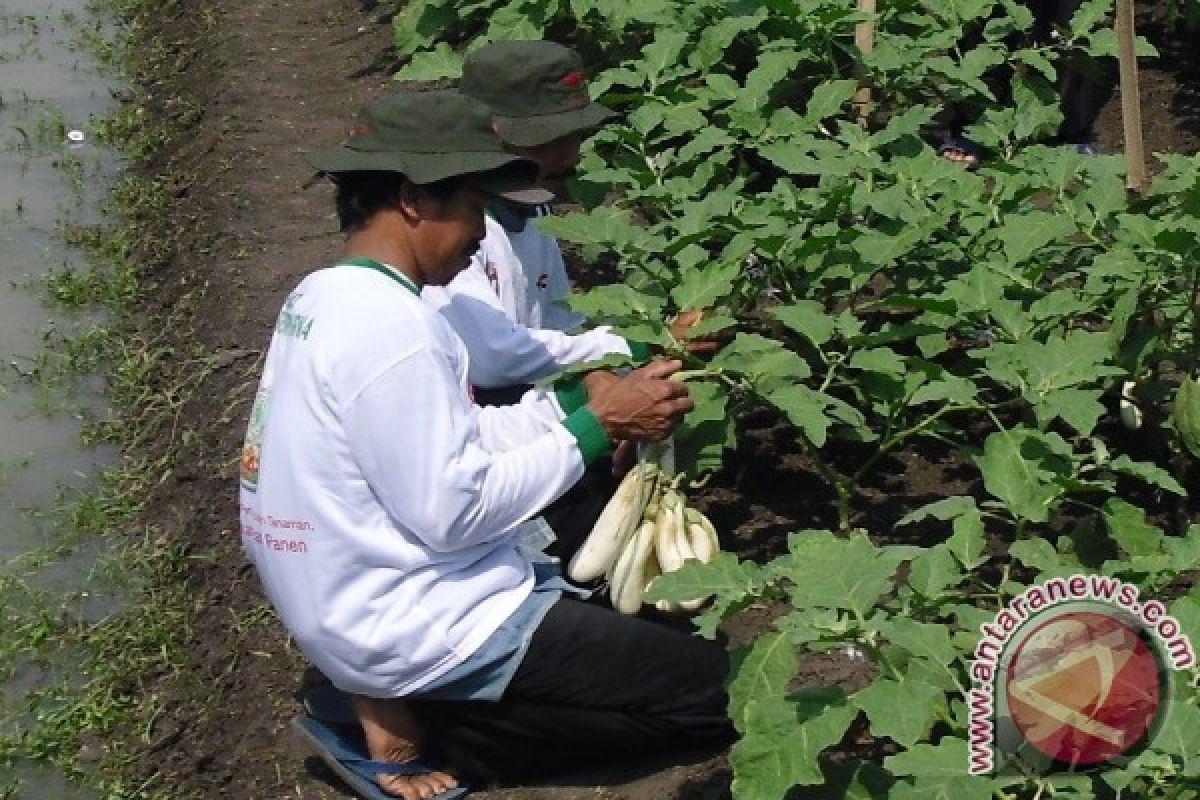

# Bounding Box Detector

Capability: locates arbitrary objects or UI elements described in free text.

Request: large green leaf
[1101,498,1164,558]
[536,207,649,249]
[730,692,857,797]
[879,619,960,673]
[803,79,860,122]
[1174,378,1200,458]
[885,739,997,800]
[781,533,900,619]
[711,332,812,392]
[771,300,836,347]
[394,43,462,81]
[907,544,964,600]
[852,675,943,747]
[669,259,740,310]
[1108,455,1187,496]
[996,210,1077,265]
[767,384,833,447]
[727,632,797,731]
[974,429,1061,523]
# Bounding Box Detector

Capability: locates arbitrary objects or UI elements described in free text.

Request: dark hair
[330,171,466,232]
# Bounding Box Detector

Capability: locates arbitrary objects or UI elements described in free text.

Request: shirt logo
[485,261,500,297]
[536,273,549,290]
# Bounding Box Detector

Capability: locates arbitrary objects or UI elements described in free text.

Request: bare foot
[351,694,459,800]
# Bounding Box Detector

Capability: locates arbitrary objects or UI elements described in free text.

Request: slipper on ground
[291,715,469,800]
[303,684,358,727]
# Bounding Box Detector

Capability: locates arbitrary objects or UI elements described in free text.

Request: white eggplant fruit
[611,519,657,614]
[568,462,649,582]
[653,490,686,574]
[1120,380,1143,431]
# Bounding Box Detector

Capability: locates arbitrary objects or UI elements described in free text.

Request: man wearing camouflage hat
[243,86,729,800]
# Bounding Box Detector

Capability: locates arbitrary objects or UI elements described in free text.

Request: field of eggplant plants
[394,1,1198,798]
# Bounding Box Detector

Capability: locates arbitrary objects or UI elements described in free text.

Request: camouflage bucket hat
[306,88,552,204]
[461,40,617,148]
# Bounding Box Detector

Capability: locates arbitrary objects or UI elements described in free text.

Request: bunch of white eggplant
[567,443,720,614]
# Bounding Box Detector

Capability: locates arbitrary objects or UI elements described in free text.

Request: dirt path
[121,1,1199,798]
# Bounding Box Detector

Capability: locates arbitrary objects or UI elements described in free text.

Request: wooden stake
[1115,0,1148,192]
[854,0,877,125]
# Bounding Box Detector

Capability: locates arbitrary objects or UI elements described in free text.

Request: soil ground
[113,1,1199,798]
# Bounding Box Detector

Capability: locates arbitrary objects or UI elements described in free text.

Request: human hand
[582,369,619,399]
[587,360,693,442]
[668,309,727,358]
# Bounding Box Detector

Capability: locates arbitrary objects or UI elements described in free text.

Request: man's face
[413,186,488,286]
[506,132,583,199]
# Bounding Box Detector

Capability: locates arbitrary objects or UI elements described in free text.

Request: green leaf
[728,633,797,731]
[670,260,740,310]
[675,380,731,476]
[711,332,812,392]
[1150,692,1200,767]
[741,48,802,110]
[767,385,833,447]
[781,533,900,619]
[639,29,689,81]
[567,283,666,322]
[1108,455,1187,496]
[730,692,857,797]
[996,210,1077,265]
[896,496,977,527]
[853,226,922,267]
[644,552,764,638]
[536,207,647,249]
[853,675,943,747]
[1173,378,1200,458]
[771,301,836,347]
[907,544,964,600]
[974,430,1061,523]
[803,79,860,122]
[948,510,988,570]
[1036,387,1105,435]
[1168,596,1200,662]
[880,619,960,672]
[1101,498,1164,558]
[394,43,462,81]
[1009,537,1069,576]
[849,348,906,377]
[887,773,997,800]
[885,736,975,778]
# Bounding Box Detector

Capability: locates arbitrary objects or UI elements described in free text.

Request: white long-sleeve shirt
[422,211,633,388]
[238,260,606,696]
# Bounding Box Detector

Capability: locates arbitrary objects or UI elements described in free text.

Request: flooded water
[1,1,124,797]
[0,5,120,558]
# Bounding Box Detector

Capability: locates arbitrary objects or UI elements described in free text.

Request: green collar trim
[341,257,420,296]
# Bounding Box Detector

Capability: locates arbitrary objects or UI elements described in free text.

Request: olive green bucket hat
[306,88,552,204]
[461,40,617,148]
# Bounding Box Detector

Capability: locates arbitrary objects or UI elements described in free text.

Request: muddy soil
[113,1,1199,798]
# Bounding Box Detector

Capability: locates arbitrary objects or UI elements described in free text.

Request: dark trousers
[389,384,735,783]
[407,597,734,783]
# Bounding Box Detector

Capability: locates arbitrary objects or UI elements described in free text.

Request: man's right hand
[587,360,693,442]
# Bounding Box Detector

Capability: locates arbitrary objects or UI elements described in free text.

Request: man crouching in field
[239,87,733,800]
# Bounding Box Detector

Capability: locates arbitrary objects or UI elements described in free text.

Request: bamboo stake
[1114,0,1147,192]
[854,0,877,125]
